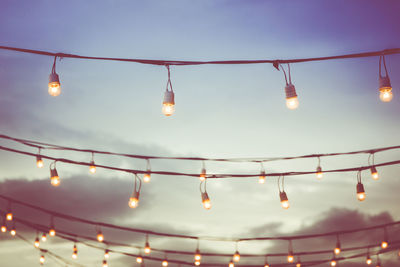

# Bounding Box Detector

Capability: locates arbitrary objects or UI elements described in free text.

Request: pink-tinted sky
[1,0,400,266]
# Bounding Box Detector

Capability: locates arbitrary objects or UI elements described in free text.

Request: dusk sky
[1,1,400,266]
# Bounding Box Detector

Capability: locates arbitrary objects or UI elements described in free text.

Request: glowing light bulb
[50,167,60,187]
[264,264,269,267]
[104,250,110,259]
[370,166,379,180]
[381,241,388,249]
[72,251,78,259]
[40,255,45,264]
[366,256,372,265]
[143,173,151,183]
[280,191,290,209]
[162,260,168,266]
[330,260,337,266]
[102,260,108,267]
[144,241,151,254]
[10,228,16,236]
[48,72,61,97]
[36,156,44,168]
[6,212,12,221]
[34,237,40,248]
[296,263,301,267]
[162,100,175,116]
[379,73,393,102]
[41,233,47,242]
[334,247,340,255]
[259,171,266,184]
[233,251,240,262]
[316,166,323,180]
[49,228,56,237]
[200,168,206,182]
[201,192,211,210]
[1,225,6,233]
[287,254,294,263]
[195,260,201,266]
[89,161,96,174]
[136,256,143,263]
[380,89,393,102]
[97,232,104,242]
[356,182,366,201]
[128,195,139,209]
[194,249,201,261]
[229,260,234,267]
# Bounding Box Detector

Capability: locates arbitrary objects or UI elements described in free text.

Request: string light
[334,235,341,255]
[97,228,104,242]
[104,249,110,259]
[264,256,269,267]
[296,256,302,267]
[316,157,323,180]
[162,253,169,267]
[162,65,175,116]
[49,216,56,237]
[259,163,266,184]
[330,257,337,266]
[278,176,290,209]
[36,149,44,168]
[136,255,143,263]
[378,55,393,102]
[34,235,40,248]
[366,249,372,265]
[228,260,234,267]
[49,161,60,187]
[1,218,6,232]
[128,174,141,208]
[356,171,366,201]
[200,180,211,210]
[143,160,151,183]
[200,162,206,182]
[144,234,151,254]
[41,233,47,242]
[287,240,294,263]
[72,243,78,259]
[194,241,202,263]
[6,203,13,221]
[376,254,381,267]
[281,64,299,110]
[102,259,108,267]
[233,242,240,262]
[381,228,389,249]
[48,56,61,97]
[89,152,96,174]
[10,223,16,236]
[39,255,45,265]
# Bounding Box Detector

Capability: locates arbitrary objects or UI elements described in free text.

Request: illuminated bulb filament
[334,247,341,255]
[370,166,379,180]
[201,192,211,210]
[287,254,294,263]
[316,166,323,179]
[41,233,47,242]
[143,173,151,183]
[6,213,13,221]
[50,168,60,187]
[36,156,44,168]
[34,237,40,248]
[10,228,16,236]
[381,241,388,249]
[104,250,110,259]
[229,261,234,267]
[366,256,372,265]
[128,190,140,208]
[259,171,266,184]
[280,191,290,209]
[356,182,366,201]
[49,228,56,237]
[195,260,201,266]
[1,225,6,233]
[330,260,337,266]
[162,260,168,266]
[136,257,143,263]
[40,255,45,264]
[97,232,104,242]
[144,242,151,254]
[233,251,240,262]
[200,168,206,182]
[89,161,96,174]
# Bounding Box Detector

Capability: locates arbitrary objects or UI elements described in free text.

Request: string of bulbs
[3,210,400,267]
[0,45,398,115]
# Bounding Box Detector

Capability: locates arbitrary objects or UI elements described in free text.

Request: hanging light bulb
[280,64,299,110]
[330,259,337,266]
[6,212,13,221]
[36,152,44,168]
[49,228,56,237]
[228,260,234,267]
[296,257,302,267]
[280,191,290,209]
[143,160,151,183]
[316,157,323,179]
[287,240,294,263]
[357,182,366,201]
[366,251,372,265]
[89,152,96,174]
[48,56,61,97]
[144,235,151,254]
[233,250,240,262]
[378,55,393,102]
[370,166,379,180]
[376,255,381,267]
[102,260,108,267]
[334,235,341,255]
[381,228,389,249]
[162,65,175,116]
[34,237,40,248]
[264,256,270,267]
[41,233,47,242]
[136,256,143,263]
[1,223,6,233]
[10,224,16,236]
[97,230,104,242]
[162,260,168,266]
[259,170,266,184]
[201,192,211,210]
[40,255,45,265]
[195,260,201,266]
[194,248,201,261]
[128,174,141,208]
[287,253,294,263]
[49,161,60,187]
[200,165,207,182]
[104,249,110,259]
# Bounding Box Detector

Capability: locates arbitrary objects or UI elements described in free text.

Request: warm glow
[102,260,108,267]
[49,228,56,237]
[334,247,341,255]
[136,257,143,263]
[144,242,151,254]
[229,261,234,267]
[51,176,60,187]
[34,238,40,248]
[40,255,45,264]
[97,233,104,242]
[143,173,151,183]
[366,257,372,265]
[1,225,6,233]
[287,255,294,263]
[316,171,323,180]
[286,96,299,109]
[195,260,201,266]
[104,250,110,259]
[264,265,269,267]
[36,157,44,168]
[296,263,301,267]
[381,241,388,249]
[48,82,61,96]
[89,165,96,174]
[357,192,366,201]
[330,260,337,266]
[72,252,78,259]
[194,251,201,261]
[379,88,393,102]
[41,233,47,242]
[233,251,240,262]
[259,175,266,184]
[10,229,16,236]
[370,166,379,180]
[200,168,206,181]
[203,199,211,210]
[281,200,290,209]
[128,197,139,208]
[162,260,168,266]
[6,213,13,221]
[162,103,175,116]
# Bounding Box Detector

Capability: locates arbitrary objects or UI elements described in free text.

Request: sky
[0,0,400,266]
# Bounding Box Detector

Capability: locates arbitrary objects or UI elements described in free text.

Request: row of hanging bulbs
[46,55,394,115]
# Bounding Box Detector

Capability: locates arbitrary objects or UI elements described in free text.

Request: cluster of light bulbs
[46,55,394,116]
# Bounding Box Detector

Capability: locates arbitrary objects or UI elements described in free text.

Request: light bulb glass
[366,257,372,265]
[259,175,266,184]
[264,265,270,267]
[162,260,168,266]
[203,199,211,210]
[281,200,290,209]
[381,241,388,249]
[162,103,175,116]
[72,252,78,259]
[40,255,45,264]
[233,252,240,262]
[48,82,61,97]
[334,247,341,255]
[128,197,139,208]
[296,263,301,267]
[34,238,40,248]
[195,254,201,261]
[379,88,393,102]
[97,233,104,242]
[136,257,143,263]
[51,176,60,187]
[89,165,96,174]
[143,173,151,183]
[229,261,234,267]
[195,260,201,266]
[144,242,151,254]
[6,213,13,221]
[102,260,108,267]
[371,166,379,180]
[287,255,294,263]
[41,233,47,242]
[36,157,44,168]
[10,229,16,236]
[1,225,6,233]
[104,250,110,259]
[330,260,337,266]
[286,96,299,110]
[49,229,56,236]
[357,192,366,201]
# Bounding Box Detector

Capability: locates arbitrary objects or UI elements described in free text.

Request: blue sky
[0,0,400,266]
